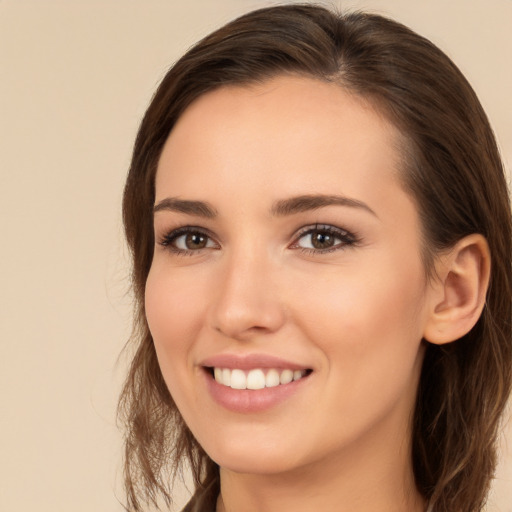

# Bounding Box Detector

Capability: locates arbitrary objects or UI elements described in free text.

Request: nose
[209,250,286,341]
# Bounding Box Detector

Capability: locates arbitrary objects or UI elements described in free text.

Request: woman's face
[146,76,434,476]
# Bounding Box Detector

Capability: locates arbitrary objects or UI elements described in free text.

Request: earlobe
[423,234,490,345]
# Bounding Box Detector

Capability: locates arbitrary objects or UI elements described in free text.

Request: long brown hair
[119,4,512,511]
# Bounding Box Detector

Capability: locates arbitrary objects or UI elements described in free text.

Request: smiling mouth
[207,367,312,390]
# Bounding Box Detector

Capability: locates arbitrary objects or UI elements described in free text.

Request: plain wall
[0,1,510,511]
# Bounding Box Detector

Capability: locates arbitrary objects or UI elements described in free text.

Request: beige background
[0,1,510,511]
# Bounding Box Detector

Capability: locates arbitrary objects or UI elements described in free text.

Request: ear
[423,234,490,345]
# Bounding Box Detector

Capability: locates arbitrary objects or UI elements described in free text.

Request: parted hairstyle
[119,4,512,512]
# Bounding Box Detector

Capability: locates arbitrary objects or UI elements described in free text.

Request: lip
[199,353,313,414]
[199,353,310,371]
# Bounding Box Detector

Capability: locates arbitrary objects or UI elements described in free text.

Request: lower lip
[203,370,310,413]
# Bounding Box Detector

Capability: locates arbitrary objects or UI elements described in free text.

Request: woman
[118,4,512,512]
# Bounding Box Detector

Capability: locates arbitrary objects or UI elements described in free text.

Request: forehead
[156,76,406,208]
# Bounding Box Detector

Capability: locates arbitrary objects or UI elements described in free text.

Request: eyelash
[159,226,218,256]
[158,224,359,256]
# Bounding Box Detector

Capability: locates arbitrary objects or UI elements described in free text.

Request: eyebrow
[153,198,217,218]
[270,194,377,217]
[153,194,376,218]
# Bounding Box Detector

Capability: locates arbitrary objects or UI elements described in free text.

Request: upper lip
[199,353,311,371]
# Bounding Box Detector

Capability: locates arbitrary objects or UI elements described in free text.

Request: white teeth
[280,369,294,385]
[265,369,280,388]
[222,368,231,387]
[212,367,308,389]
[230,369,246,390]
[247,369,266,390]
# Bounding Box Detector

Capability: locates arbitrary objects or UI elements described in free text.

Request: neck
[217,459,424,512]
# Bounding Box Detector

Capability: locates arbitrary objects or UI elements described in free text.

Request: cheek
[145,260,213,340]
[289,261,427,448]
[144,264,209,395]
[297,261,424,339]
[290,253,427,393]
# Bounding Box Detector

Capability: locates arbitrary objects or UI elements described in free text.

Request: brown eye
[310,231,336,249]
[184,232,208,249]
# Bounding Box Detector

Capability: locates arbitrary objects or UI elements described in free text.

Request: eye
[292,224,357,253]
[160,227,219,254]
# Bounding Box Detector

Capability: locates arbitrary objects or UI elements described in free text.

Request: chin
[215,454,296,476]
[202,433,303,476]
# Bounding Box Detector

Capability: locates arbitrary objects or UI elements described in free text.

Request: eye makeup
[157,222,360,257]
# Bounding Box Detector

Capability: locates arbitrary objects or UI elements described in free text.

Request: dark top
[181,479,219,512]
